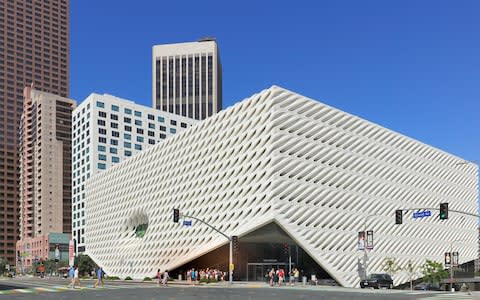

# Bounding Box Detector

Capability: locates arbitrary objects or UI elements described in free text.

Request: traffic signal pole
[177,212,234,284]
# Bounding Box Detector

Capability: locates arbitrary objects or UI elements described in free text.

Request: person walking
[94,266,104,288]
[68,266,75,289]
[73,266,81,288]
[162,270,169,287]
[157,269,161,286]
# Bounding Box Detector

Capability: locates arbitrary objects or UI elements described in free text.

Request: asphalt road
[0,277,476,300]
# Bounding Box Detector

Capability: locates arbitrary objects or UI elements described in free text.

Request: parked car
[414,283,441,291]
[360,273,393,289]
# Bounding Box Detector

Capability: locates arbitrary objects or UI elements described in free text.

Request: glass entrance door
[247,263,288,282]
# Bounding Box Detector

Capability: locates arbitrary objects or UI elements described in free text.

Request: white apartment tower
[152,38,222,120]
[72,94,197,253]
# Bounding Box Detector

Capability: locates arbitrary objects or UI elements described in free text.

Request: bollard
[302,276,307,286]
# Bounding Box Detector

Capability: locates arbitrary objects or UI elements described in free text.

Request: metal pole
[229,239,233,284]
[450,243,454,292]
[364,218,368,279]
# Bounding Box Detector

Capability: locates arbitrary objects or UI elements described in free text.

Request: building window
[110,147,117,154]
[135,144,142,150]
[97,119,105,126]
[137,128,144,134]
[111,139,118,145]
[112,131,120,137]
[98,145,106,152]
[148,123,155,129]
[158,116,164,123]
[181,122,187,128]
[134,120,142,126]
[111,122,118,129]
[137,136,144,143]
[111,114,118,121]
[125,150,132,157]
[124,133,131,140]
[170,128,176,134]
[170,120,177,126]
[134,111,142,117]
[148,139,155,145]
[112,156,119,163]
[125,125,132,132]
[159,126,166,131]
[124,117,131,123]
[148,131,155,137]
[98,111,107,118]
[98,128,106,135]
[98,154,107,161]
[124,108,132,114]
[124,142,131,148]
[96,101,104,108]
[148,114,154,120]
[111,105,119,112]
[159,133,166,139]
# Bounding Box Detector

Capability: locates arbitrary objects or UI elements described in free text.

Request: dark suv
[360,273,393,289]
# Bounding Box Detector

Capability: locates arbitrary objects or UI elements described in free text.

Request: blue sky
[71,0,479,165]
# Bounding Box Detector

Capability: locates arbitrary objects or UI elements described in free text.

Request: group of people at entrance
[267,267,300,286]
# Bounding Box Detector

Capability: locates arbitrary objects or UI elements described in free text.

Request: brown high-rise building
[16,87,74,268]
[0,0,69,265]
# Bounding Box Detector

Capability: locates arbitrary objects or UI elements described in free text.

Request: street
[0,277,477,300]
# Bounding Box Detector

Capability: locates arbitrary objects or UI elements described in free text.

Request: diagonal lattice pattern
[86,86,478,287]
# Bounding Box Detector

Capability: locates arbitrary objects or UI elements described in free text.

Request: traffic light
[173,208,179,223]
[395,209,403,224]
[283,243,289,257]
[439,203,448,220]
[232,235,239,253]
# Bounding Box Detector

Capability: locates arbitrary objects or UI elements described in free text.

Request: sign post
[68,240,75,267]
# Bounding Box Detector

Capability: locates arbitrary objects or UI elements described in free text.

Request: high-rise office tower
[72,93,197,254]
[0,0,69,264]
[17,87,74,268]
[152,38,222,120]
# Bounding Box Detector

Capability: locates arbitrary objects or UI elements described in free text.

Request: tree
[74,254,97,277]
[383,257,401,277]
[0,258,6,276]
[422,259,448,285]
[405,260,417,290]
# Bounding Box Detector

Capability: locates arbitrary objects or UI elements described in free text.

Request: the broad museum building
[86,86,478,288]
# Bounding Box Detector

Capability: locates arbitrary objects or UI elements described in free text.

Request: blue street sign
[412,210,432,219]
[183,220,192,226]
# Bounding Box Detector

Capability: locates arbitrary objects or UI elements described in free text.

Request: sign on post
[412,210,432,219]
[366,230,374,250]
[68,240,75,267]
[357,231,365,250]
[452,252,459,267]
[445,252,451,268]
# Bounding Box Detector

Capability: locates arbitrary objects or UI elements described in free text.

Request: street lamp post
[449,240,463,293]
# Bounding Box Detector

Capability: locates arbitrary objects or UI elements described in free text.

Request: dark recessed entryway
[172,222,337,284]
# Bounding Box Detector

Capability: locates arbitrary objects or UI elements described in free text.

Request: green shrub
[143,276,152,281]
[125,276,133,280]
[105,276,120,280]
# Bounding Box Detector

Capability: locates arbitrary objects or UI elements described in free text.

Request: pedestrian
[157,269,161,285]
[268,268,275,286]
[294,268,300,285]
[73,266,81,288]
[162,269,169,287]
[94,266,104,288]
[68,266,75,289]
[278,268,285,286]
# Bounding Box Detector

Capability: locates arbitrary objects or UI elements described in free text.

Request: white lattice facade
[86,86,478,287]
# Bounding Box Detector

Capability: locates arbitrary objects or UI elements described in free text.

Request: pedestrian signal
[173,208,180,223]
[395,210,403,224]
